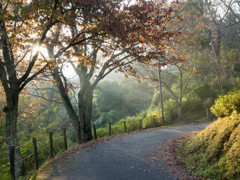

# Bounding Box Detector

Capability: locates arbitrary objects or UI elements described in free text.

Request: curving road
[35,123,208,180]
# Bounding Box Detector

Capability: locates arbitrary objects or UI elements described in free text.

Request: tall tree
[48,0,183,142]
[0,1,59,176]
[0,0,97,177]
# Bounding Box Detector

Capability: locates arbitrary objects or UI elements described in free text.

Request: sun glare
[32,45,49,58]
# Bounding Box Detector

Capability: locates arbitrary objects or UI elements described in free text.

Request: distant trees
[93,79,154,128]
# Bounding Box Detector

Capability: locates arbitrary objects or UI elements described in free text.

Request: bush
[125,115,142,131]
[95,112,148,138]
[211,89,240,118]
[178,114,240,179]
[143,110,162,128]
[164,99,178,122]
[182,97,204,121]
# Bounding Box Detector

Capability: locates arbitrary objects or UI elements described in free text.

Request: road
[35,123,208,180]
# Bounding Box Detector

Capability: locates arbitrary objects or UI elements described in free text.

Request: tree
[142,62,193,121]
[220,0,240,22]
[0,0,96,177]
[48,0,183,142]
[0,1,60,176]
[179,0,240,93]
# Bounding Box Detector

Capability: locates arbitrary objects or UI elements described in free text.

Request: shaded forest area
[0,0,240,179]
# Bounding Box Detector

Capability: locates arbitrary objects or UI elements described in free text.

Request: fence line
[15,153,34,165]
[15,140,32,149]
[6,119,158,180]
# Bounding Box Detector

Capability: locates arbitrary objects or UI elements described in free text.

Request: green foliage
[196,83,216,101]
[151,91,161,107]
[95,113,144,138]
[143,110,162,128]
[182,96,204,121]
[211,89,240,118]
[226,49,239,62]
[203,98,214,109]
[150,88,171,109]
[178,114,240,179]
[209,77,235,95]
[164,99,178,122]
[163,96,204,122]
[0,132,75,179]
[94,111,115,128]
[93,79,153,127]
[0,136,10,179]
[96,111,163,138]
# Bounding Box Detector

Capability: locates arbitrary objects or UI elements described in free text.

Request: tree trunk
[52,69,82,144]
[178,105,182,121]
[209,29,223,94]
[5,95,25,177]
[78,85,93,142]
[206,107,209,118]
[179,67,183,121]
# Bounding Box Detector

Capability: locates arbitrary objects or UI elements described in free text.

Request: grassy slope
[178,114,240,179]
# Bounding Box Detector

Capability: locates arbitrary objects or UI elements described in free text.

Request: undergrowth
[96,110,163,138]
[178,114,240,179]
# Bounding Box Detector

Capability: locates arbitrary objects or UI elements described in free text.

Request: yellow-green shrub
[143,110,162,128]
[178,114,240,179]
[95,112,148,138]
[211,89,240,118]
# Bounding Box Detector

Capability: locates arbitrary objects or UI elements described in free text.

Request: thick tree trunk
[5,95,25,177]
[78,85,93,142]
[52,69,82,143]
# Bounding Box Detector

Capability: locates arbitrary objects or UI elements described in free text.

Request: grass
[177,113,240,179]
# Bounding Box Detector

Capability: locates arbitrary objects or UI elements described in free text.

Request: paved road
[36,123,209,180]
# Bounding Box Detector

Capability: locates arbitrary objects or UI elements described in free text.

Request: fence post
[109,122,111,136]
[77,124,81,144]
[32,138,39,170]
[63,128,68,150]
[124,121,127,132]
[153,118,156,127]
[10,146,15,180]
[139,120,142,130]
[49,132,54,159]
[93,124,97,140]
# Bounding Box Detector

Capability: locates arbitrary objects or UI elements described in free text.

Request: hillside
[178,114,240,179]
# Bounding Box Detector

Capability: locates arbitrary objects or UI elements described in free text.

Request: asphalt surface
[37,123,209,180]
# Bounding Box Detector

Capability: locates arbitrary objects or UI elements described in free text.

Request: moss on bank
[178,114,240,179]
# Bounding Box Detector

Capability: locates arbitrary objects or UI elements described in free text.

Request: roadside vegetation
[178,89,240,179]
